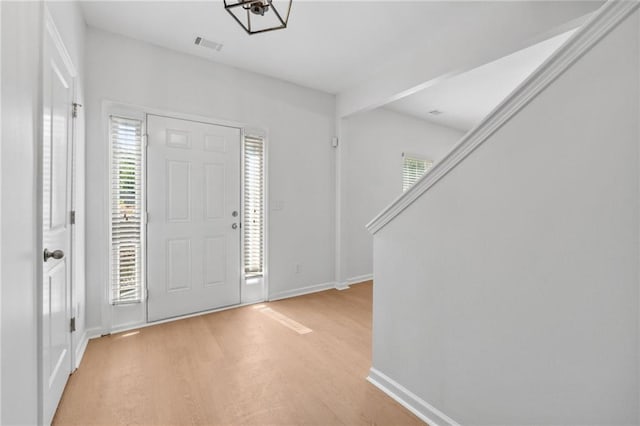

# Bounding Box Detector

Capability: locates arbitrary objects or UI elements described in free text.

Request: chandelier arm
[270,1,289,28]
[223,0,292,35]
[224,7,252,35]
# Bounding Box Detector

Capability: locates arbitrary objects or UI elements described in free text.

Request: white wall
[0,3,41,423]
[339,109,463,283]
[85,28,336,331]
[0,1,86,422]
[371,10,639,425]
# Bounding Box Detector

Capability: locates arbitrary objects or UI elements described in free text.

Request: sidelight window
[243,135,264,277]
[109,115,144,304]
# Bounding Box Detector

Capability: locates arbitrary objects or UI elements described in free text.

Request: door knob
[231,223,238,230]
[44,249,64,262]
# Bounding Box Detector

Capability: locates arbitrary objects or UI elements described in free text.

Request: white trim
[637,9,640,421]
[336,273,373,290]
[348,274,373,284]
[107,111,147,305]
[264,134,270,303]
[367,368,460,426]
[44,7,77,78]
[85,327,103,340]
[0,3,3,420]
[335,118,343,287]
[241,130,268,304]
[101,105,147,333]
[102,99,248,131]
[105,301,265,335]
[73,330,90,370]
[366,0,639,235]
[268,281,337,302]
[35,4,45,423]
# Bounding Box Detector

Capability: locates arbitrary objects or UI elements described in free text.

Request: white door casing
[147,115,241,322]
[42,19,74,425]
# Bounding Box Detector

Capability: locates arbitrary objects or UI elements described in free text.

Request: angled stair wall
[367,2,640,424]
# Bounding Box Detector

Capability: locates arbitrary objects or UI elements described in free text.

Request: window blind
[110,116,144,304]
[244,135,264,277]
[402,155,433,192]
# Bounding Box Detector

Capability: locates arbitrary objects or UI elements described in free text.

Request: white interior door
[147,115,241,322]
[42,24,73,425]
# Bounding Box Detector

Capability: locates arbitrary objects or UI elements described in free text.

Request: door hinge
[70,317,76,332]
[145,212,149,224]
[70,210,76,225]
[72,102,82,119]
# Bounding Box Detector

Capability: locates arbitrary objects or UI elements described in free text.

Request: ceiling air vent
[194,36,223,52]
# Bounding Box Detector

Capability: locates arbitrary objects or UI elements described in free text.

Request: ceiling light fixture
[223,0,292,35]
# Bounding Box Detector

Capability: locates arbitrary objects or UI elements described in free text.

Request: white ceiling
[385,29,576,131]
[80,1,602,95]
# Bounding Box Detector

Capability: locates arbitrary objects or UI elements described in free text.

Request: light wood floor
[53,282,424,425]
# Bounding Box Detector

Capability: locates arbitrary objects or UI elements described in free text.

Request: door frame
[101,101,269,333]
[38,8,78,423]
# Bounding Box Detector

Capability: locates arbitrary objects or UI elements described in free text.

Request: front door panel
[147,115,241,322]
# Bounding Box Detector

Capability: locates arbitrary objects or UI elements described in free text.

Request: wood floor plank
[52,282,425,425]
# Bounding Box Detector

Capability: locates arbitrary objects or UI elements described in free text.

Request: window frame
[241,131,266,279]
[402,152,433,192]
[107,109,147,306]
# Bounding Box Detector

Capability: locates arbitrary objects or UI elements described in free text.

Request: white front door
[147,115,242,322]
[42,23,74,425]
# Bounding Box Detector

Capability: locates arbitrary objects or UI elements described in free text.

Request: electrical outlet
[295,264,301,274]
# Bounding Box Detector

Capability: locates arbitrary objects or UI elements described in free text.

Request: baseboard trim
[268,281,337,301]
[347,274,373,285]
[110,300,266,335]
[367,368,460,426]
[74,327,102,369]
[92,281,339,338]
[337,273,373,290]
[73,330,88,370]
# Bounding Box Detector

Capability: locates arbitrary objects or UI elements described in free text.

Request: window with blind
[402,154,433,192]
[110,116,144,304]
[244,135,264,277]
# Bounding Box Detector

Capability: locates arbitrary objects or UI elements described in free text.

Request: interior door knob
[231,223,238,230]
[44,249,64,262]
